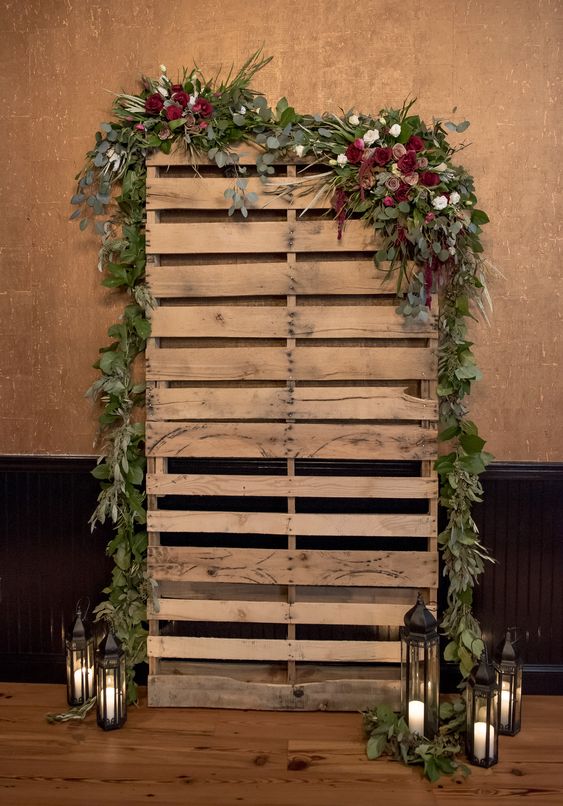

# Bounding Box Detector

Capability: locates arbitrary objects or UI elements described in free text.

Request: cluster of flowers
[317,116,462,216]
[137,66,214,140]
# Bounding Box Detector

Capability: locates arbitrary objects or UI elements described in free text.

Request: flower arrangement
[70,51,493,703]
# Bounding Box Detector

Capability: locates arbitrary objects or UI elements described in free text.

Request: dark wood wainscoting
[0,457,561,692]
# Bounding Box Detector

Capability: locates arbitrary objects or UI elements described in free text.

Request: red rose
[171,83,183,93]
[373,146,392,166]
[420,171,441,187]
[383,196,395,207]
[397,150,417,173]
[425,212,435,222]
[193,98,214,118]
[172,91,189,108]
[407,135,425,152]
[345,142,364,164]
[395,183,411,202]
[144,93,164,115]
[165,104,183,121]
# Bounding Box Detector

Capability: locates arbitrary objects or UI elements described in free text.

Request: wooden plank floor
[0,685,561,805]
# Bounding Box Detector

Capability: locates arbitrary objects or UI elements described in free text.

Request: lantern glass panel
[401,632,439,737]
[497,663,522,735]
[65,629,95,706]
[96,639,127,731]
[467,687,499,767]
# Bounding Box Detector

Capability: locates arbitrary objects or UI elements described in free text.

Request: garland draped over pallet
[71,52,492,703]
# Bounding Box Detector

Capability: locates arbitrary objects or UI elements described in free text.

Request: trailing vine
[71,51,493,700]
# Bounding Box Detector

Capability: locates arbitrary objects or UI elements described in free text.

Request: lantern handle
[75,596,91,621]
[506,626,525,645]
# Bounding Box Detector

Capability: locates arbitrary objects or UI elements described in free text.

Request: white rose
[336,154,348,166]
[432,195,448,211]
[363,128,379,145]
[295,144,305,157]
[349,114,360,126]
[449,191,461,205]
[159,64,167,73]
[435,162,447,172]
[389,123,401,137]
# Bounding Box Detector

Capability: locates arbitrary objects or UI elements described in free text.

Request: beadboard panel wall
[0,457,561,692]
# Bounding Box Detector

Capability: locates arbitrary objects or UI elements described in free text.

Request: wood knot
[287,756,309,771]
[207,567,217,577]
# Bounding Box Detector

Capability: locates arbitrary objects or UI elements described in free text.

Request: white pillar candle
[408,699,425,735]
[103,686,116,722]
[500,689,511,725]
[73,668,85,698]
[473,721,495,761]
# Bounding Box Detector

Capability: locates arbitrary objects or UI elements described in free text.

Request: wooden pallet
[145,145,439,710]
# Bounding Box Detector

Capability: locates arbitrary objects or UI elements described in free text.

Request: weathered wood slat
[149,598,411,626]
[150,305,436,339]
[148,546,438,588]
[147,510,436,537]
[147,386,437,422]
[146,346,436,381]
[146,221,379,254]
[146,261,399,297]
[146,473,436,498]
[148,635,400,662]
[146,176,332,210]
[148,673,400,710]
[145,421,437,460]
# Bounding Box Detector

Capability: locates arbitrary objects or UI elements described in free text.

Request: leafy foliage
[363,700,469,783]
[71,51,493,700]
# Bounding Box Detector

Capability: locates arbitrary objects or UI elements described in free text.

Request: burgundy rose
[165,104,183,121]
[395,183,411,202]
[407,135,425,152]
[383,196,395,207]
[345,140,364,164]
[420,171,441,187]
[172,91,189,108]
[144,93,164,115]
[193,98,214,118]
[396,150,417,174]
[373,146,392,165]
[171,83,183,93]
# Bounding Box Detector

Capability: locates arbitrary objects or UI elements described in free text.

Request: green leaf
[133,317,151,340]
[366,733,387,760]
[79,218,88,231]
[438,424,460,442]
[471,209,489,225]
[443,640,459,662]
[460,433,486,454]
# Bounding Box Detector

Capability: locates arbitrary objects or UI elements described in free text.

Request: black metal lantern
[400,592,440,738]
[494,628,523,736]
[96,631,127,731]
[65,601,95,706]
[466,648,499,767]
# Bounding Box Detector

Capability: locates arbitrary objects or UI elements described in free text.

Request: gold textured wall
[0,0,561,459]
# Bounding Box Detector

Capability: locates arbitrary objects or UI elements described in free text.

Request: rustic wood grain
[146,260,399,297]
[147,510,436,537]
[145,421,437,460]
[145,220,380,254]
[146,345,437,381]
[0,686,560,805]
[146,472,437,498]
[148,546,439,588]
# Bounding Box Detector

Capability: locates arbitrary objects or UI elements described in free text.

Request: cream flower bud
[389,123,401,137]
[449,191,461,204]
[159,64,167,73]
[432,195,448,210]
[349,114,360,126]
[363,129,379,146]
[336,153,349,166]
[295,144,305,157]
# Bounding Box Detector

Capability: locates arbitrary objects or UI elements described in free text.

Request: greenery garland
[71,51,493,702]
